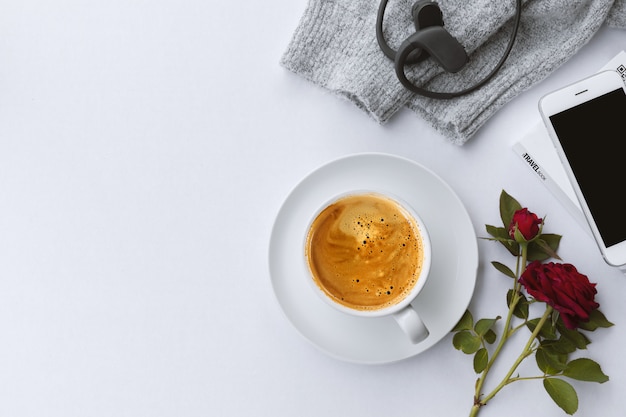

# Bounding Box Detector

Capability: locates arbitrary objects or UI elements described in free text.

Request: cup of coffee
[304,191,432,344]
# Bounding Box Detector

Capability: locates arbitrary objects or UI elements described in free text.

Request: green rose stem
[469,242,552,417]
[469,306,553,416]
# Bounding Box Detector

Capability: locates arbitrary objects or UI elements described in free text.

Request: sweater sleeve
[280,0,414,123]
[280,0,522,124]
[607,0,626,27]
[407,0,616,145]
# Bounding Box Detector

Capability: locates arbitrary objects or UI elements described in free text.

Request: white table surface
[1,2,624,416]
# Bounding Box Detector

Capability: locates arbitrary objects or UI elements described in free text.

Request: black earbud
[376,0,522,99]
[401,0,446,64]
[397,26,468,74]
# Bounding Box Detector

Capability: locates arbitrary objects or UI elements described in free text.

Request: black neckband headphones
[376,0,522,99]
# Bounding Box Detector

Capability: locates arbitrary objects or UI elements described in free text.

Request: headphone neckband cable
[376,0,522,99]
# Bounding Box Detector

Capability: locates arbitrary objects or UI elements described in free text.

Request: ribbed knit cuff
[280,0,415,123]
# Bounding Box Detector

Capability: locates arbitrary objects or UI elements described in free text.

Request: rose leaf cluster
[452,190,614,417]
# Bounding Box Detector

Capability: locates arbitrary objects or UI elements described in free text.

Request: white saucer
[268,153,478,364]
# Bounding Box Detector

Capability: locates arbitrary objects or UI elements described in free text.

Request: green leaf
[592,309,614,328]
[483,329,497,344]
[577,309,614,331]
[502,240,521,257]
[452,331,481,354]
[552,309,561,329]
[544,378,578,415]
[541,233,562,252]
[536,349,554,374]
[452,310,474,332]
[536,347,568,374]
[528,234,562,261]
[542,338,577,355]
[485,224,509,240]
[507,290,529,320]
[499,190,522,229]
[527,317,557,340]
[475,317,501,337]
[485,225,519,257]
[473,348,488,373]
[559,326,591,350]
[563,358,609,383]
[491,261,516,278]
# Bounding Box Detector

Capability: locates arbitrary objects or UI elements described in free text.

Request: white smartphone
[539,69,626,267]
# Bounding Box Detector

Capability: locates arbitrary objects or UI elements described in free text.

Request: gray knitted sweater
[281,0,626,145]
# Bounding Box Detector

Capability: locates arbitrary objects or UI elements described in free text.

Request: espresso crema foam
[305,193,425,311]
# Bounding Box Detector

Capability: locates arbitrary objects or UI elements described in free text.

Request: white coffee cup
[304,191,432,344]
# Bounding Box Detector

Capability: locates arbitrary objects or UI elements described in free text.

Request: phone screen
[549,87,626,248]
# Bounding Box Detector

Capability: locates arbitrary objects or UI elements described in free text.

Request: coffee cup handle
[392,304,429,344]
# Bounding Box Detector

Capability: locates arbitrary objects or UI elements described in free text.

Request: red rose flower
[509,208,542,241]
[519,261,599,329]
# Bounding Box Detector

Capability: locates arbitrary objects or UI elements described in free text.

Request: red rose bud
[508,208,542,241]
[519,261,599,330]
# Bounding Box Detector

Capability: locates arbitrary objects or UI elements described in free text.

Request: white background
[1,2,624,416]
